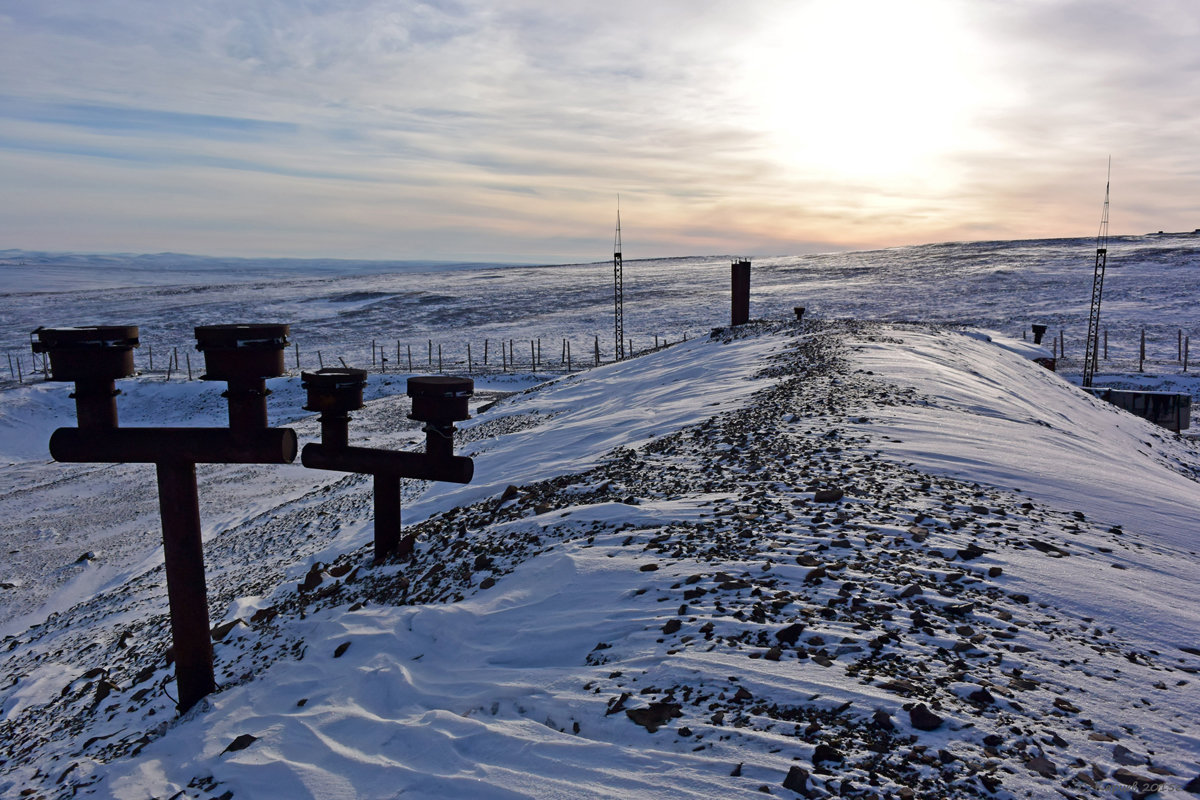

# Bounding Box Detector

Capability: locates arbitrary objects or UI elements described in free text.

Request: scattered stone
[775,623,806,645]
[782,765,810,795]
[626,701,682,732]
[813,488,844,503]
[1113,744,1144,766]
[333,641,351,658]
[222,734,258,754]
[639,563,659,572]
[1025,754,1056,778]
[967,687,995,705]
[908,703,944,731]
[662,619,682,635]
[812,743,843,766]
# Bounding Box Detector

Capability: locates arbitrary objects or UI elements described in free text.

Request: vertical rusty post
[1140,328,1145,372]
[374,472,401,561]
[731,259,751,326]
[156,460,215,711]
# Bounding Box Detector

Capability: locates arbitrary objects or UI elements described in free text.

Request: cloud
[1,0,1199,259]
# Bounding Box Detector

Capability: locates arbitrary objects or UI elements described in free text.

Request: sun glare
[738,1,991,187]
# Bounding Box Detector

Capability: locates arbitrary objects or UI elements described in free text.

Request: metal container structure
[35,323,297,713]
[301,373,474,562]
[731,259,751,326]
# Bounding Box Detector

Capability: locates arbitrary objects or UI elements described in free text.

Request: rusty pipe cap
[302,367,368,413]
[407,375,473,424]
[30,325,139,381]
[194,323,290,381]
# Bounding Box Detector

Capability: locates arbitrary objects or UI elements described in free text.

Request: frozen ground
[1,237,1199,799]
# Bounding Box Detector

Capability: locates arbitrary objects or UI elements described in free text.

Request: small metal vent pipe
[35,323,296,714]
[301,372,474,562]
[1031,324,1048,345]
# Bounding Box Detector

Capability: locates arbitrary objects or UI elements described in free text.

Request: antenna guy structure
[613,199,625,361]
[1082,160,1111,388]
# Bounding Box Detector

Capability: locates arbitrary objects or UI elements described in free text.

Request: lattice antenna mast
[613,197,625,361]
[1082,158,1111,388]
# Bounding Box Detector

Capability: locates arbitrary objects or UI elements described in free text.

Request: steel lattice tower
[613,200,625,361]
[1082,161,1111,388]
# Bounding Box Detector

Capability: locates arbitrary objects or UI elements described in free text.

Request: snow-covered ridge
[2,320,1199,799]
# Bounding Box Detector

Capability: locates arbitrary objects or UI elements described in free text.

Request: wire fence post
[467,342,473,374]
[483,339,489,366]
[438,344,443,373]
[187,353,193,380]
[407,344,413,372]
[1185,335,1190,373]
[148,344,154,371]
[1103,329,1107,360]
[428,339,433,368]
[567,340,572,372]
[1139,328,1145,372]
[371,339,376,367]
[318,350,324,368]
[594,335,600,367]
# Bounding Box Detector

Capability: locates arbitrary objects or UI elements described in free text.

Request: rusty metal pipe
[374,471,402,562]
[156,461,216,711]
[301,442,473,483]
[72,379,121,430]
[224,377,270,433]
[49,427,297,464]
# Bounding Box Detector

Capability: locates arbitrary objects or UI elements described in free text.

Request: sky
[1,0,1198,263]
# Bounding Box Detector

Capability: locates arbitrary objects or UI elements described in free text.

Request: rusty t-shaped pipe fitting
[35,323,297,714]
[301,372,474,562]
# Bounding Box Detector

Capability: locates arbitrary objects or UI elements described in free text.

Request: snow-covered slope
[2,320,1198,799]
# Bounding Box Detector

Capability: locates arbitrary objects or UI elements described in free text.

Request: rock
[908,703,944,731]
[211,619,244,641]
[1183,773,1200,793]
[222,733,258,754]
[782,765,810,795]
[988,566,1003,577]
[1113,744,1144,766]
[662,619,682,635]
[899,584,922,598]
[626,701,682,732]
[812,743,843,766]
[1025,754,1057,778]
[499,485,521,503]
[1053,697,1081,714]
[639,563,659,572]
[813,488,844,503]
[1112,767,1157,789]
[333,641,351,658]
[958,543,987,560]
[298,563,324,592]
[871,709,895,731]
[967,687,995,705]
[775,623,806,645]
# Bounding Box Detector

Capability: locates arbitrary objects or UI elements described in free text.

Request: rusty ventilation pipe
[34,323,297,714]
[731,258,751,326]
[301,371,473,562]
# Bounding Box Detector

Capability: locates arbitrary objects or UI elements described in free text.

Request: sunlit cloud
[0,0,1198,260]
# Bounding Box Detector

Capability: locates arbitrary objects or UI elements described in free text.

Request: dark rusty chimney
[731,259,751,326]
